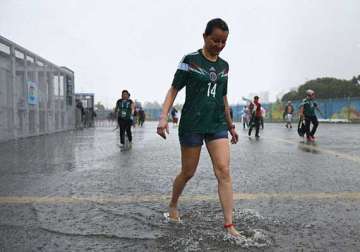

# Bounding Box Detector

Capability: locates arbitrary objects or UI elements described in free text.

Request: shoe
[306,136,314,142]
[255,135,260,138]
[163,212,181,223]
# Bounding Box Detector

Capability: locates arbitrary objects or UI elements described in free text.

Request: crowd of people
[238,90,320,142]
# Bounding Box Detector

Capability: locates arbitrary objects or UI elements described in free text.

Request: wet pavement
[1,122,360,251]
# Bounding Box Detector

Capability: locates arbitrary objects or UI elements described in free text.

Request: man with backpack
[299,90,320,142]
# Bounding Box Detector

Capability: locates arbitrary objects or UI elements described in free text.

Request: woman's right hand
[157,117,169,139]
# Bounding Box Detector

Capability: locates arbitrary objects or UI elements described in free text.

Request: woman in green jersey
[157,18,240,237]
[115,90,135,148]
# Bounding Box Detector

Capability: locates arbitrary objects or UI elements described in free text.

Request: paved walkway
[1,122,360,251]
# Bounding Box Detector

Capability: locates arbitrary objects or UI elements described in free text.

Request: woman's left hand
[229,128,239,144]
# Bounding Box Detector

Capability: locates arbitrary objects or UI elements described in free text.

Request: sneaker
[307,136,314,142]
[255,135,260,138]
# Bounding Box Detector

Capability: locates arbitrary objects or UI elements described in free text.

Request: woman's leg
[206,138,239,236]
[248,118,253,136]
[126,120,132,142]
[169,146,202,219]
[118,119,125,145]
[255,117,260,136]
[310,116,319,137]
[304,117,311,138]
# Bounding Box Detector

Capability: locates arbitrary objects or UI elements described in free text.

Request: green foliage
[270,100,285,121]
[95,102,106,111]
[282,76,360,101]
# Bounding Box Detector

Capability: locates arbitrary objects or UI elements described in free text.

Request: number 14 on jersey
[207,83,217,98]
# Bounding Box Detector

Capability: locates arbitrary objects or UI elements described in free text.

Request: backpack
[297,119,306,137]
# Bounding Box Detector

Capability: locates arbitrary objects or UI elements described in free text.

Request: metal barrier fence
[0,35,75,142]
[267,97,360,122]
[141,97,360,123]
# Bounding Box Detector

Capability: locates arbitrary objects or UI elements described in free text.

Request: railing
[136,97,360,123]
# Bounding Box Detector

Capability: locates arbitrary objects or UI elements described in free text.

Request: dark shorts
[179,130,228,147]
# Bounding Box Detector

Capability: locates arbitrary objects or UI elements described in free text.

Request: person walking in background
[138,107,146,127]
[115,90,135,148]
[248,96,262,138]
[299,90,320,142]
[241,105,250,129]
[171,107,179,127]
[284,101,294,128]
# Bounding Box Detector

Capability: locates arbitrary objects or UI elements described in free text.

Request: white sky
[1,0,359,107]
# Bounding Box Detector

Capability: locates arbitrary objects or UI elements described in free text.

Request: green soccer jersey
[172,49,229,136]
[301,98,317,117]
[116,99,133,120]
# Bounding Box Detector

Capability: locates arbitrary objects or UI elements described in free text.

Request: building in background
[0,35,75,142]
[75,93,95,128]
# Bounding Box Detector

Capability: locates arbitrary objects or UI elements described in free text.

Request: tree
[282,76,360,101]
[352,76,358,85]
[95,101,106,111]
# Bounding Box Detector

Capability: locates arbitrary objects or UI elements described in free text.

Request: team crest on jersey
[209,67,217,82]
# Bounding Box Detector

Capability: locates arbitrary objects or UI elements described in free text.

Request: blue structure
[142,97,360,122]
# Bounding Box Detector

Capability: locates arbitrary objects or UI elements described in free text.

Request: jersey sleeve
[222,64,229,96]
[172,55,190,91]
[299,100,305,108]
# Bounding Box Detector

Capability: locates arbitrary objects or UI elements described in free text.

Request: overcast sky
[1,0,359,107]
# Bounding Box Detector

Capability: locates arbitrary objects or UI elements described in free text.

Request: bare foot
[168,206,180,221]
[226,226,241,237]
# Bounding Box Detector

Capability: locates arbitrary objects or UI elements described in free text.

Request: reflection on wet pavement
[1,122,360,251]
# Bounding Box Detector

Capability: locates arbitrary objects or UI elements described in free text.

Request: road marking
[1,192,360,204]
[264,136,360,164]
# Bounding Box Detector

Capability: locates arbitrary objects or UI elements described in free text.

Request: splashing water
[159,206,274,251]
[223,229,272,248]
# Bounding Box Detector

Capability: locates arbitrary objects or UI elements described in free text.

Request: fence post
[10,44,17,139]
[347,96,351,122]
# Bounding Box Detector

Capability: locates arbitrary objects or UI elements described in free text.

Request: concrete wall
[0,35,75,142]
